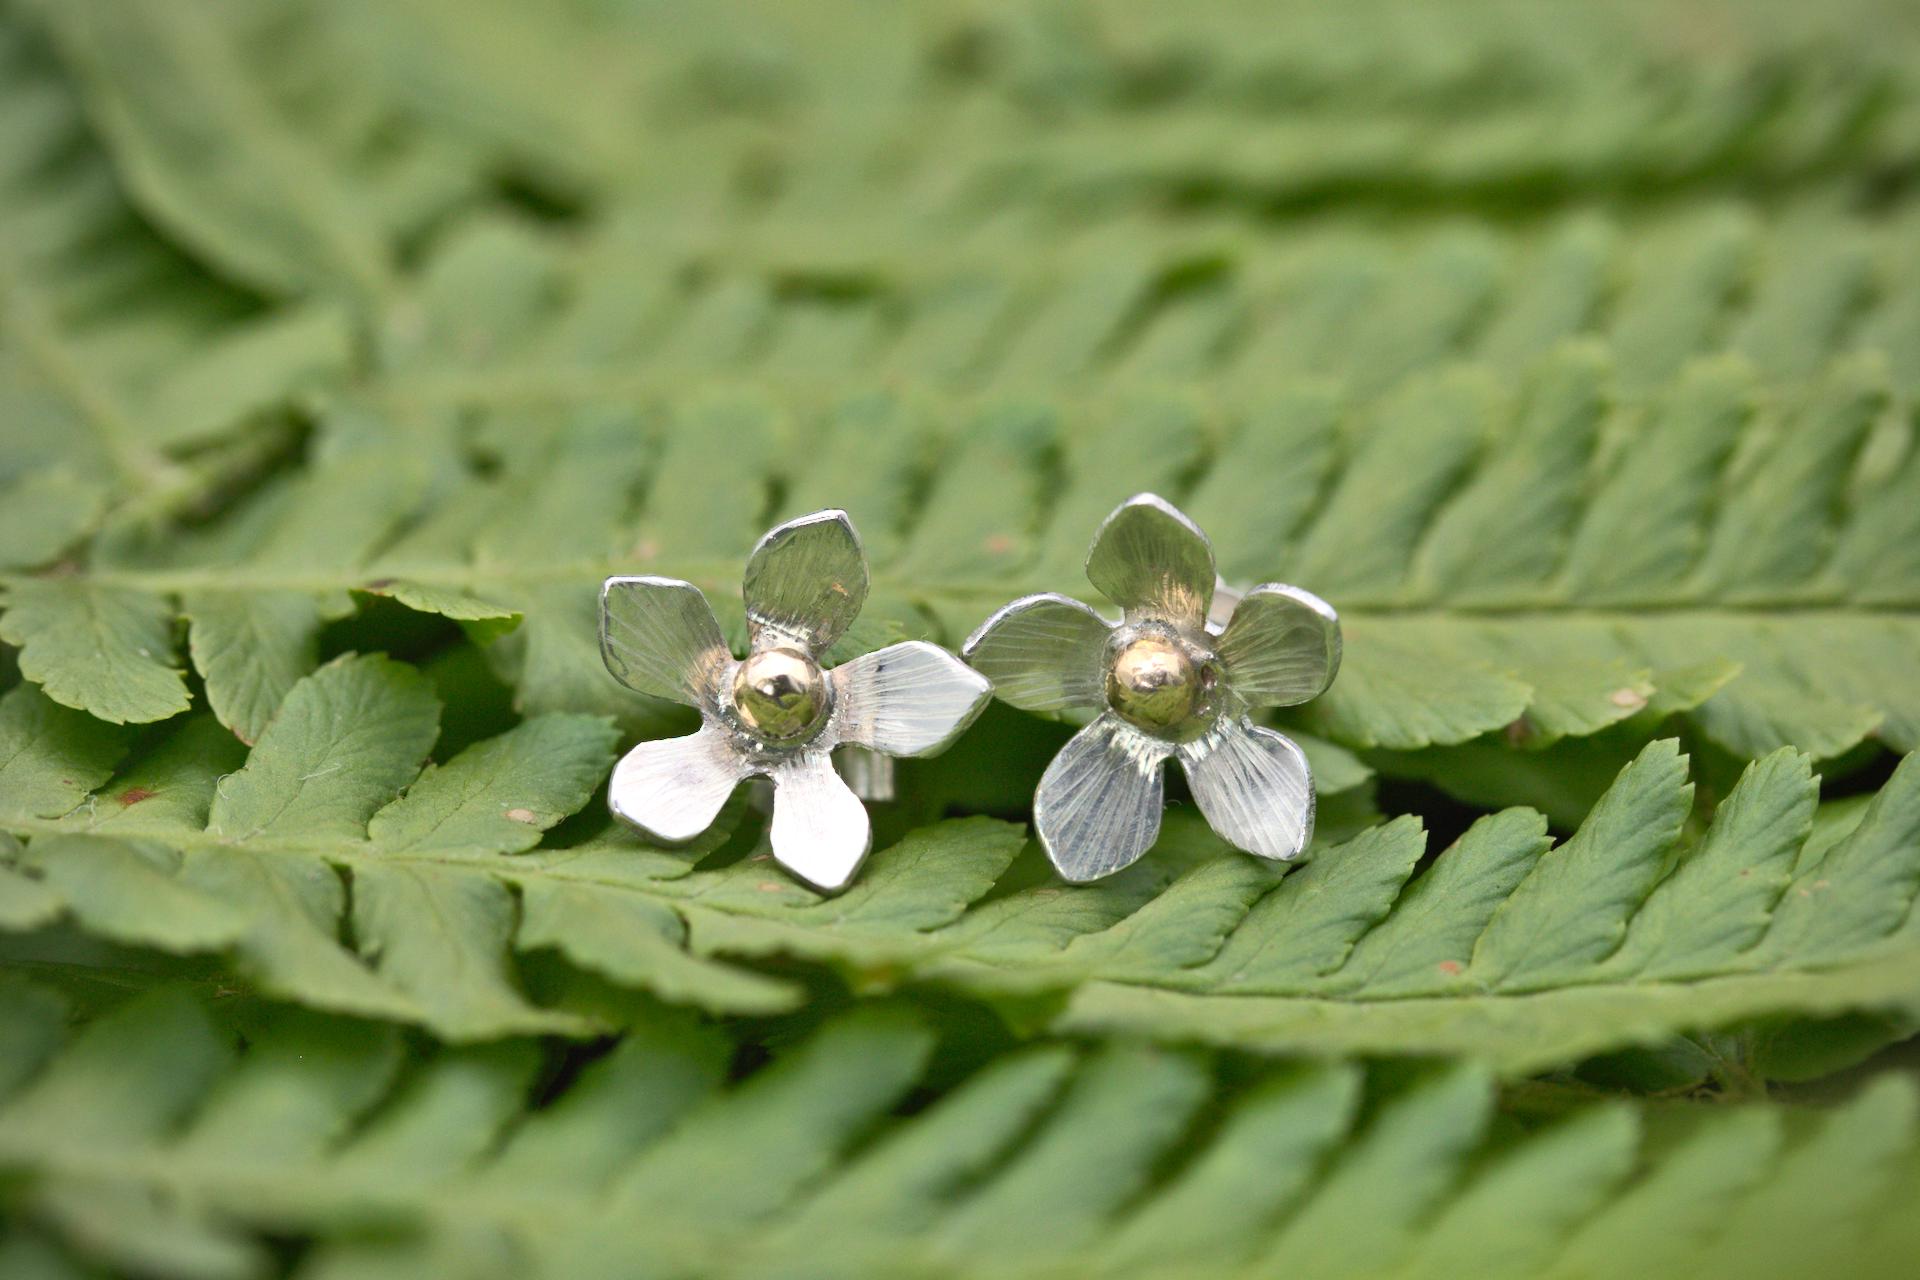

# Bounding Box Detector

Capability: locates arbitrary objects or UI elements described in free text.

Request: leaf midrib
[1062,946,1920,1061]
[8,811,1912,1011]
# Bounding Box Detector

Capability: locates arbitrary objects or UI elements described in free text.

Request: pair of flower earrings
[600,495,1342,892]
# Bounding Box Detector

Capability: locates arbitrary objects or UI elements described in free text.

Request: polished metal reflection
[965,493,1341,882]
[601,509,991,892]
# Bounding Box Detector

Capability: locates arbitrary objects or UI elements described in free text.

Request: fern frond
[7,0,1920,762]
[0,984,1915,1280]
[2,340,1916,760]
[3,659,1915,1070]
[0,0,352,552]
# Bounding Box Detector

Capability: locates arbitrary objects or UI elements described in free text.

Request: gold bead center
[1106,634,1204,732]
[731,647,828,742]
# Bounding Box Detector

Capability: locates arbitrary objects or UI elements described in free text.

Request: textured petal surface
[770,752,873,891]
[963,593,1112,713]
[1035,712,1172,882]
[600,577,729,706]
[834,641,992,757]
[1085,494,1215,625]
[742,509,869,652]
[1216,584,1342,708]
[1179,720,1315,860]
[608,724,746,842]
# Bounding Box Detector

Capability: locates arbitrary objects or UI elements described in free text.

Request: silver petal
[1215,584,1342,708]
[833,641,992,757]
[769,752,873,892]
[1084,493,1215,625]
[962,593,1112,713]
[742,509,869,652]
[600,576,730,706]
[1178,719,1314,860]
[1035,712,1172,882]
[608,723,747,842]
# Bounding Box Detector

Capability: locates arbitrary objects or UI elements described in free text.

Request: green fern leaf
[29,0,396,302]
[3,653,1916,1071]
[0,2,356,567]
[0,985,1915,1280]
[7,39,1920,758]
[3,348,1915,764]
[4,4,1920,1274]
[0,683,130,818]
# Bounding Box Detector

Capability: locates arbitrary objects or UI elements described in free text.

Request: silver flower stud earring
[964,494,1340,882]
[601,510,991,891]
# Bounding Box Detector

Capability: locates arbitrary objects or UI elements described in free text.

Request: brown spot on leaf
[983,533,1015,555]
[1504,718,1532,746]
[1437,960,1464,975]
[118,787,158,807]
[634,538,661,562]
[364,578,396,591]
[757,881,786,892]
[505,808,538,823]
